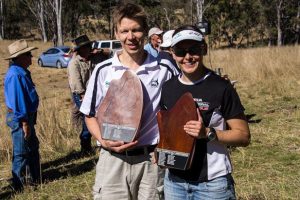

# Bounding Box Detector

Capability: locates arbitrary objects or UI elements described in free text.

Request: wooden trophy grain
[96,70,143,142]
[156,92,197,170]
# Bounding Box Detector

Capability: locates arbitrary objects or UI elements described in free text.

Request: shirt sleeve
[68,59,85,94]
[159,58,180,79]
[5,75,29,122]
[221,84,245,120]
[79,65,104,117]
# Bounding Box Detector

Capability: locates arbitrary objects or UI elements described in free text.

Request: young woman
[160,25,250,200]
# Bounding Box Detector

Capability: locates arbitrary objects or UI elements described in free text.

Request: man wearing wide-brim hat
[68,34,100,154]
[4,39,41,191]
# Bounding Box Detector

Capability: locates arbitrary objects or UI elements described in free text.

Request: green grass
[0,150,98,200]
[232,84,300,200]
[1,45,299,199]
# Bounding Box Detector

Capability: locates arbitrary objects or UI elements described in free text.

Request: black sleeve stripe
[88,62,112,116]
[160,62,177,77]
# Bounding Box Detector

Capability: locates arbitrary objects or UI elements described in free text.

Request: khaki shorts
[93,148,165,200]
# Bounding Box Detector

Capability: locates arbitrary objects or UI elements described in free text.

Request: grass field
[0,40,299,199]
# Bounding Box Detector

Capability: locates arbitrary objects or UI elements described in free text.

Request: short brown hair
[113,3,148,33]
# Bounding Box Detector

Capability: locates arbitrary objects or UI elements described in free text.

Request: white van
[93,40,122,57]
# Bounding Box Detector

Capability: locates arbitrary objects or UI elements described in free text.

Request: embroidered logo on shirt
[194,98,210,110]
[150,78,159,88]
[105,81,110,87]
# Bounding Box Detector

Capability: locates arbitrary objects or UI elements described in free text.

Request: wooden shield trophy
[96,71,143,142]
[156,92,197,170]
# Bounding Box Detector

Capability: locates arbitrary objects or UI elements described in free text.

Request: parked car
[38,46,72,68]
[92,40,122,57]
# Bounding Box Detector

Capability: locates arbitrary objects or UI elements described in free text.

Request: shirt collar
[111,50,156,72]
[10,63,30,76]
[178,71,212,85]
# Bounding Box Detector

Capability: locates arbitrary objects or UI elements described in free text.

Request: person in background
[159,25,251,200]
[52,34,57,47]
[4,40,41,191]
[90,41,111,64]
[144,27,163,57]
[68,34,95,154]
[80,3,178,199]
[157,29,178,69]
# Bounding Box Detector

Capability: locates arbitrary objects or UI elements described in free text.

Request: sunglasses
[172,45,203,57]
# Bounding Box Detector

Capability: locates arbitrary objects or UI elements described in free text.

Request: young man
[80,3,177,200]
[4,40,41,191]
[160,25,251,200]
[144,27,163,58]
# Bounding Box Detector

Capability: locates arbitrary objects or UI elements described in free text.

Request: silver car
[38,46,72,68]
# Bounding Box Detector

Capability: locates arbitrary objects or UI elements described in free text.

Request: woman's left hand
[184,108,207,139]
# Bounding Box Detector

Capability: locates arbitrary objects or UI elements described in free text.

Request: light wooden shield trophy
[96,70,143,142]
[156,92,197,170]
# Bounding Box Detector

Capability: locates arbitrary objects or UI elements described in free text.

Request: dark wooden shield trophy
[96,71,143,142]
[156,92,197,170]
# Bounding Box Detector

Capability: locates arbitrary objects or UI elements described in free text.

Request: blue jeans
[164,170,236,200]
[6,112,40,190]
[72,93,91,149]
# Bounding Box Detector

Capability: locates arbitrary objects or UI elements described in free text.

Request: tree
[196,0,204,22]
[276,0,283,46]
[296,2,300,45]
[0,0,4,40]
[22,0,48,42]
[54,0,63,45]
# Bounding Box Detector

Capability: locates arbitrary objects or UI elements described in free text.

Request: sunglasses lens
[174,48,187,57]
[189,47,201,55]
[174,46,202,57]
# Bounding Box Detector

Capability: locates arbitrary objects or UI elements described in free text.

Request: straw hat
[5,39,38,60]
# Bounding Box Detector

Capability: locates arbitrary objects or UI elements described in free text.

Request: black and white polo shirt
[160,70,245,182]
[80,51,178,146]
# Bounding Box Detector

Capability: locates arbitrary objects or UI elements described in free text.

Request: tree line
[0,0,299,48]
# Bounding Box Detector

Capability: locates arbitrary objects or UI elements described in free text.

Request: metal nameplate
[101,123,136,142]
[156,148,190,170]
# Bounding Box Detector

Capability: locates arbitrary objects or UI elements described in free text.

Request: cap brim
[5,46,38,60]
[171,30,204,47]
[160,41,172,48]
[149,30,163,37]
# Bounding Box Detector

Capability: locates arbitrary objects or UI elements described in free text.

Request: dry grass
[0,40,299,199]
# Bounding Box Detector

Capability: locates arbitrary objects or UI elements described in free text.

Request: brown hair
[113,3,148,33]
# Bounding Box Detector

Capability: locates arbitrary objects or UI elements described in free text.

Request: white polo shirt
[80,51,178,146]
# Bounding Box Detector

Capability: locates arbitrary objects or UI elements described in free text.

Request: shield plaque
[156,92,197,170]
[96,70,143,142]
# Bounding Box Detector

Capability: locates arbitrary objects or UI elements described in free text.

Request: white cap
[148,27,163,38]
[160,30,175,48]
[171,30,204,47]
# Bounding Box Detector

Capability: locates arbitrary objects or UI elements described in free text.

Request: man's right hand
[101,139,138,153]
[85,116,138,153]
[22,122,31,140]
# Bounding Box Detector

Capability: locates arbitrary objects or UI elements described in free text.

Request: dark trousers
[72,93,92,150]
